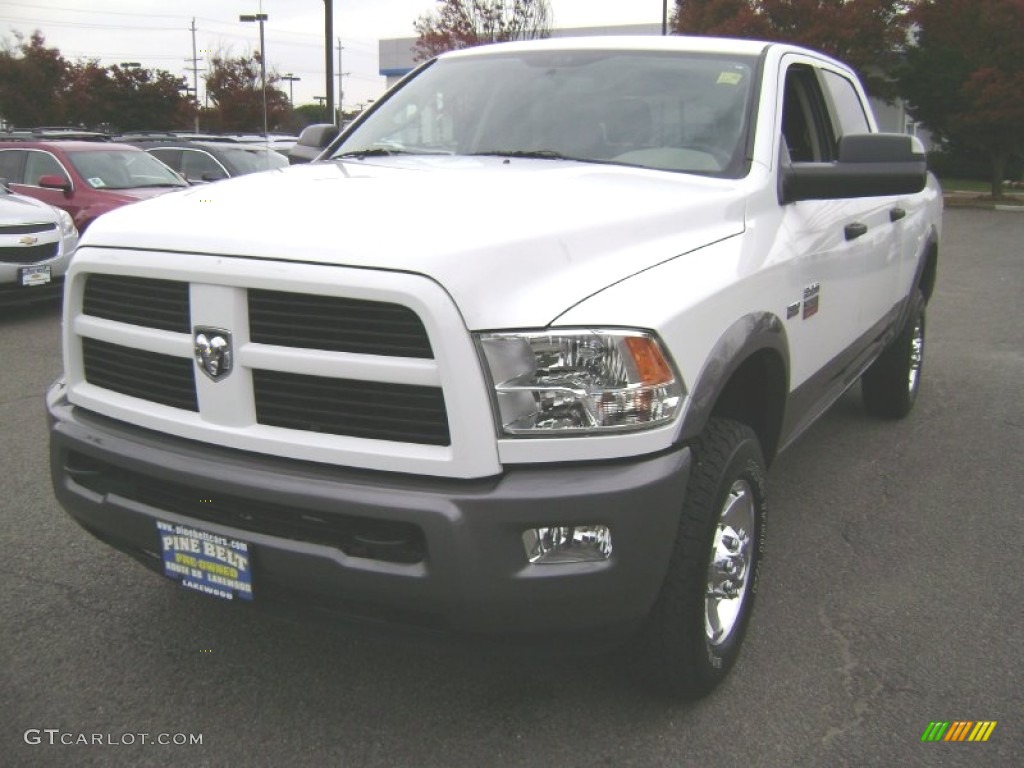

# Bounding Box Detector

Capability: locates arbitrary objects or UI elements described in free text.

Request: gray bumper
[48,382,691,648]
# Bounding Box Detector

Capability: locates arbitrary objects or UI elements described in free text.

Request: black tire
[632,418,766,699]
[862,289,926,419]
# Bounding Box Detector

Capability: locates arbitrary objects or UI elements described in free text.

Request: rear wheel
[862,289,926,419]
[633,418,766,698]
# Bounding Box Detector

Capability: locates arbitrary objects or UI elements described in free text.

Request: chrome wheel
[907,314,924,395]
[635,418,765,698]
[705,479,755,647]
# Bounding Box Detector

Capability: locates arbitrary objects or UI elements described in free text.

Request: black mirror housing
[781,133,927,204]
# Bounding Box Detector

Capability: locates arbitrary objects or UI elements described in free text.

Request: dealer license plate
[20,266,51,287]
[157,521,253,601]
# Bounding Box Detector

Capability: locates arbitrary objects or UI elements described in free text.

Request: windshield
[68,150,188,190]
[332,50,757,177]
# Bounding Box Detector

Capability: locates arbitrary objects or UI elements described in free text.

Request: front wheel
[862,289,926,419]
[632,418,766,698]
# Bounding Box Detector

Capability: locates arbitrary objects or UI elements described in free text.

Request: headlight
[476,330,683,435]
[56,207,77,238]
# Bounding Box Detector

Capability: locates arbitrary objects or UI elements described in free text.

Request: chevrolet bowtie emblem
[19,235,39,245]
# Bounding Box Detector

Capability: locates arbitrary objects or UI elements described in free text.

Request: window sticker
[88,177,106,188]
[717,72,743,86]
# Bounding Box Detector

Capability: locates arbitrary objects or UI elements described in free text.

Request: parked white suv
[48,36,941,697]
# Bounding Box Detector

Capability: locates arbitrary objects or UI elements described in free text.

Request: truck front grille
[83,337,198,411]
[68,259,486,475]
[83,274,190,332]
[253,370,450,445]
[249,289,433,358]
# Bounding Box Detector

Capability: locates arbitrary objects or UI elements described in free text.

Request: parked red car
[0,140,188,231]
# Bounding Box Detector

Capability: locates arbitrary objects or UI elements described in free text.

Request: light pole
[324,0,334,126]
[663,1,669,35]
[240,12,268,136]
[281,73,301,106]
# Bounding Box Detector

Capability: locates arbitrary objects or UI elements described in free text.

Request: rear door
[818,67,903,330]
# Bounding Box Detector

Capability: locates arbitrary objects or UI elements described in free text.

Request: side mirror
[780,133,927,204]
[38,174,73,194]
[288,123,339,164]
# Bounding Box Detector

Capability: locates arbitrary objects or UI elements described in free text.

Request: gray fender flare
[677,312,790,455]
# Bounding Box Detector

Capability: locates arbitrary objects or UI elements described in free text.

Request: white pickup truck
[48,36,941,697]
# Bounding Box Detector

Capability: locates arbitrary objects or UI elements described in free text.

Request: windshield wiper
[470,149,574,161]
[335,148,411,159]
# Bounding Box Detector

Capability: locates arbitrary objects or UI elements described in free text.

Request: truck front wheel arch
[679,313,789,467]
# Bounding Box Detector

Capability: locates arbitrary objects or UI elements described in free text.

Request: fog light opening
[522,525,612,564]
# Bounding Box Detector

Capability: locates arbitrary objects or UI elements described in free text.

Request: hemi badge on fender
[803,283,820,319]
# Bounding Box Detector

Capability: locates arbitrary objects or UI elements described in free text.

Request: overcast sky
[0,1,665,112]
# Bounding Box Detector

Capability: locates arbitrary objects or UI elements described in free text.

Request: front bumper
[0,274,65,306]
[48,381,691,649]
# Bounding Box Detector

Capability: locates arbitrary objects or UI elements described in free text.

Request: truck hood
[83,157,746,329]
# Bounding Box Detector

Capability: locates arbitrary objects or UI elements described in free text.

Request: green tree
[414,0,552,61]
[0,31,194,131]
[900,0,1024,197]
[293,103,331,127]
[0,32,69,126]
[674,0,915,97]
[204,51,290,133]
[65,62,194,131]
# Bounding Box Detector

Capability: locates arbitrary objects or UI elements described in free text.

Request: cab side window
[780,65,836,163]
[821,70,871,137]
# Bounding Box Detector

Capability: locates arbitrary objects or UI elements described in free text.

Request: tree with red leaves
[204,51,291,133]
[414,0,552,61]
[673,1,915,98]
[900,0,1024,198]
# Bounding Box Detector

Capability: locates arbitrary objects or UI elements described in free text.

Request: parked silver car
[0,182,78,306]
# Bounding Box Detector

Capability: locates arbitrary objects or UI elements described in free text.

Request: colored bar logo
[921,721,997,742]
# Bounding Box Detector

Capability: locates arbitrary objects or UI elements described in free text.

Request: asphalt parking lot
[2,208,1021,768]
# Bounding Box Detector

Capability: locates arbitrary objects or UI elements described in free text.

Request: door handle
[844,222,868,241]
[890,207,907,222]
